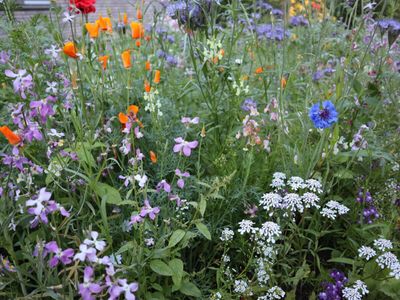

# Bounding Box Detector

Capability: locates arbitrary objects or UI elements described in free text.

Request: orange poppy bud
[281,77,287,89]
[98,16,112,32]
[121,50,131,69]
[130,22,144,39]
[118,112,128,124]
[63,41,78,58]
[137,9,143,20]
[255,67,263,74]
[123,12,128,25]
[98,55,109,70]
[136,40,141,47]
[153,70,161,84]
[144,80,151,92]
[219,49,225,57]
[212,56,219,64]
[150,151,157,163]
[0,126,21,145]
[128,105,139,115]
[145,60,151,71]
[85,22,100,39]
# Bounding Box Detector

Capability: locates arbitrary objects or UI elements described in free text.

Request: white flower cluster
[203,38,223,62]
[237,220,281,245]
[144,89,162,117]
[320,200,350,220]
[233,279,249,294]
[260,173,323,216]
[358,238,400,279]
[257,286,285,300]
[220,227,235,242]
[256,258,270,285]
[342,280,369,300]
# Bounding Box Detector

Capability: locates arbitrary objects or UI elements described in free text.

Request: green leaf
[169,258,184,287]
[76,143,96,168]
[378,279,400,298]
[150,260,173,276]
[168,230,186,248]
[195,222,211,240]
[327,257,355,265]
[334,169,353,179]
[199,197,206,217]
[93,182,122,205]
[179,280,202,298]
[116,241,135,255]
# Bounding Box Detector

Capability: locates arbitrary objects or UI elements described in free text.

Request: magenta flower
[173,137,198,157]
[139,199,160,220]
[156,180,171,193]
[30,96,56,123]
[78,266,102,300]
[44,241,74,267]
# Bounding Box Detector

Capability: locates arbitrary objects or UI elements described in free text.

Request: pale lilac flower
[173,137,198,156]
[5,69,33,99]
[78,266,102,300]
[134,127,143,139]
[73,244,97,262]
[30,97,56,123]
[156,180,171,193]
[44,45,61,59]
[62,11,75,23]
[45,81,58,94]
[0,50,10,64]
[136,148,144,161]
[244,204,258,218]
[169,194,183,206]
[45,241,74,267]
[175,169,190,189]
[129,213,144,224]
[181,116,199,126]
[139,199,160,220]
[84,231,106,251]
[134,174,148,188]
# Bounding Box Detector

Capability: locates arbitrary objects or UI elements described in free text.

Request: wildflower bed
[0,0,400,299]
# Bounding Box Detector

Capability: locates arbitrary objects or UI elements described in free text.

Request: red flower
[70,0,96,14]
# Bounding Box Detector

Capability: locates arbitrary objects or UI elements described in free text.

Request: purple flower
[156,180,171,193]
[30,96,56,123]
[290,15,309,26]
[25,188,69,228]
[129,213,144,224]
[45,241,74,267]
[169,194,183,207]
[139,199,160,220]
[312,70,325,82]
[4,69,34,99]
[173,137,199,157]
[256,24,290,41]
[166,55,178,67]
[241,98,257,112]
[271,9,283,17]
[78,266,102,300]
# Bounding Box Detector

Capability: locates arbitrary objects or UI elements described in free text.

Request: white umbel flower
[358,246,376,261]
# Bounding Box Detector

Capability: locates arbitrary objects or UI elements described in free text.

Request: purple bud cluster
[318,269,348,300]
[356,189,379,224]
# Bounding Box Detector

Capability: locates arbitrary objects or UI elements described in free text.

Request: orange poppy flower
[118,105,140,126]
[118,112,129,124]
[255,67,263,74]
[137,9,143,20]
[98,15,112,32]
[149,151,157,163]
[130,22,144,39]
[123,12,128,25]
[0,126,21,145]
[128,105,139,115]
[121,50,131,69]
[153,70,161,84]
[98,55,109,70]
[136,40,141,47]
[145,61,151,71]
[85,22,100,39]
[144,80,151,92]
[63,41,78,58]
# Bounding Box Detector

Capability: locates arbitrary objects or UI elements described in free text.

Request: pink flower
[181,116,199,126]
[173,137,198,157]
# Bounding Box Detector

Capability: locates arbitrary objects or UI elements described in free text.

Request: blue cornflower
[256,24,290,41]
[290,16,309,27]
[309,101,338,129]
